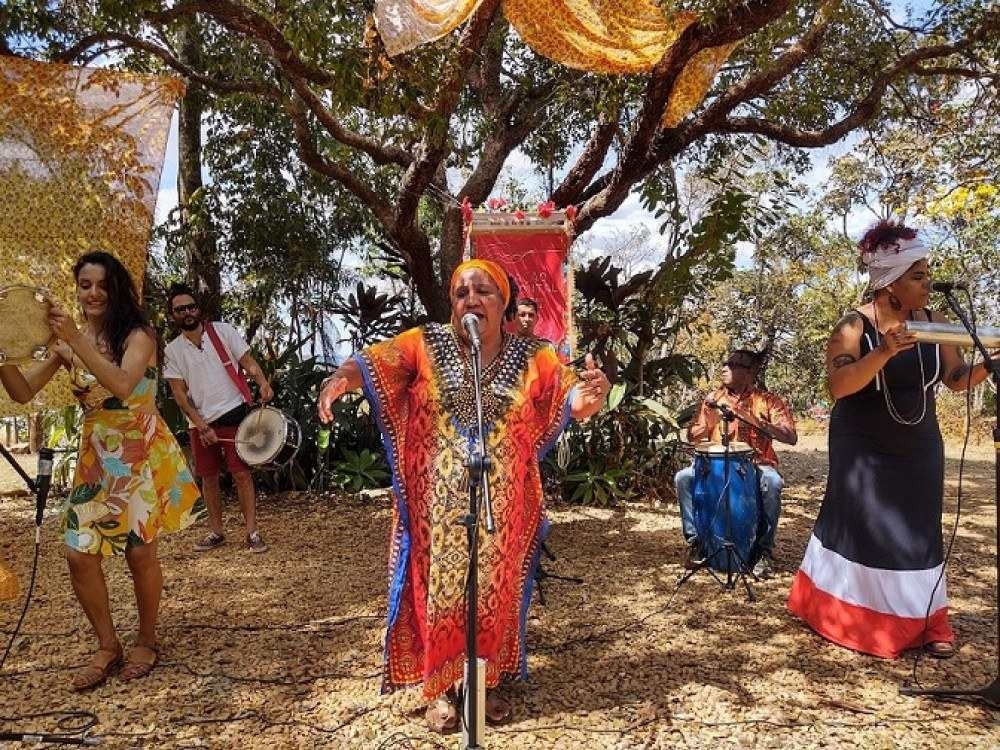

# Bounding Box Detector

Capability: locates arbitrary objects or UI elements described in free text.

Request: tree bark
[176,18,222,319]
[28,412,43,454]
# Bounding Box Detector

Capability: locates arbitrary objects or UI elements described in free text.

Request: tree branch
[54,31,280,97]
[166,0,337,87]
[575,0,792,234]
[457,87,553,204]
[154,1,413,168]
[285,78,413,167]
[286,96,395,230]
[914,64,999,80]
[551,113,618,206]
[395,0,502,233]
[673,0,838,151]
[714,14,999,148]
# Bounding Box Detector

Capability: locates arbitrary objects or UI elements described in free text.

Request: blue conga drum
[691,442,762,573]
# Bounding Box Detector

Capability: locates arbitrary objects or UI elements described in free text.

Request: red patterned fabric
[472,231,571,358]
[356,324,577,699]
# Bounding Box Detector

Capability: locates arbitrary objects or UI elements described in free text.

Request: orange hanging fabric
[372,0,736,126]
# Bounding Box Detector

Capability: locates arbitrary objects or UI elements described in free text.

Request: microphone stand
[460,335,496,749]
[901,290,1000,707]
[0,448,96,745]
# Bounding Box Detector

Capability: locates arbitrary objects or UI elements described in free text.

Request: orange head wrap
[449,259,511,306]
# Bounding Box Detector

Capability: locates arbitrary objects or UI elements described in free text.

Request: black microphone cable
[908,290,976,689]
[1,447,52,674]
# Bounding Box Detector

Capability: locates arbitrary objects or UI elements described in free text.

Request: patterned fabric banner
[372,0,735,125]
[374,0,484,56]
[472,231,571,359]
[0,57,182,415]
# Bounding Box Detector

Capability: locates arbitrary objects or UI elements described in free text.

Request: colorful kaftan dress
[357,324,578,699]
[61,363,206,557]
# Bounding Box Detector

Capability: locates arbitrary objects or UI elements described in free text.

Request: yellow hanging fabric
[374,0,485,56]
[503,1,736,124]
[661,40,738,127]
[374,0,736,128]
[504,2,697,73]
[0,57,181,415]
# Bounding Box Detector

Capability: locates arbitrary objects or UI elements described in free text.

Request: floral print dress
[61,363,206,556]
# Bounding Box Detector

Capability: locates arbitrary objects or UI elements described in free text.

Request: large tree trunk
[176,19,222,319]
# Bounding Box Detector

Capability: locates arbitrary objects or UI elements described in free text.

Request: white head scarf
[862,234,930,291]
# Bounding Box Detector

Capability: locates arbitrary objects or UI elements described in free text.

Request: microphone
[34,447,54,528]
[461,313,482,350]
[931,280,969,293]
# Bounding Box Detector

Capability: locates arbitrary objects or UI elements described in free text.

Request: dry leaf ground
[1,431,998,749]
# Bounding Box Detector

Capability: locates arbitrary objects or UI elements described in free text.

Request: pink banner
[472,231,570,359]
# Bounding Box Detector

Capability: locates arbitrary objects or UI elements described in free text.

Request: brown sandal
[485,689,512,725]
[119,643,159,681]
[425,693,458,734]
[71,646,122,691]
[925,640,956,659]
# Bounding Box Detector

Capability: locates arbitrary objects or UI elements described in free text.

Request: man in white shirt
[163,284,273,553]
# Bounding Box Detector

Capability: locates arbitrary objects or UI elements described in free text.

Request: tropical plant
[331,448,390,493]
[563,459,629,506]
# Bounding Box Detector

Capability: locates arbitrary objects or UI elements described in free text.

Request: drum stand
[676,407,757,601]
[901,288,1000,708]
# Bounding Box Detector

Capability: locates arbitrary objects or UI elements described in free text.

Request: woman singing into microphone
[316,259,610,731]
[788,220,998,659]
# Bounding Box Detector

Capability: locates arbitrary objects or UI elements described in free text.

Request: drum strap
[204,322,253,404]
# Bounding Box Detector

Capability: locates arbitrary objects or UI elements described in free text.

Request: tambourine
[0,286,54,365]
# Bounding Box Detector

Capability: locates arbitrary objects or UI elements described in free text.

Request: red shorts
[190,425,250,478]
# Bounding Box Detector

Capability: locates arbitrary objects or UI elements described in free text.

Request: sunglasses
[723,360,752,370]
[173,303,199,315]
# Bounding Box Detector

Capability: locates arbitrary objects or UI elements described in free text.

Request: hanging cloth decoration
[0,57,182,416]
[504,4,696,74]
[372,0,736,126]
[373,0,484,56]
[468,208,573,361]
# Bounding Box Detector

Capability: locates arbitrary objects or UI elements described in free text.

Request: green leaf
[607,382,627,411]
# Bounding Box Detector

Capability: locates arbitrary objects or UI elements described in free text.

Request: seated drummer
[674,349,797,578]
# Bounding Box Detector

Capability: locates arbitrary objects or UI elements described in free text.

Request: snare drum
[691,442,762,573]
[0,286,54,365]
[235,406,302,469]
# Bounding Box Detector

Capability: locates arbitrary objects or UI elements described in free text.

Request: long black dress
[788,310,953,657]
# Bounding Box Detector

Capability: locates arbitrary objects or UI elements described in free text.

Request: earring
[888,291,902,311]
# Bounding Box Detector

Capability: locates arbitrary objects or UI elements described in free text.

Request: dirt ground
[1,431,997,749]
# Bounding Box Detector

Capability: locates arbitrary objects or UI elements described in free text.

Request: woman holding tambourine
[0,251,205,689]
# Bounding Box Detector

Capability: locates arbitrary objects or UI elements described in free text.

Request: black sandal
[924,641,956,659]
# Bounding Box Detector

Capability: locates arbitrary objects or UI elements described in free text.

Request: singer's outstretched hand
[571,353,611,420]
[318,359,363,424]
[318,376,348,424]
